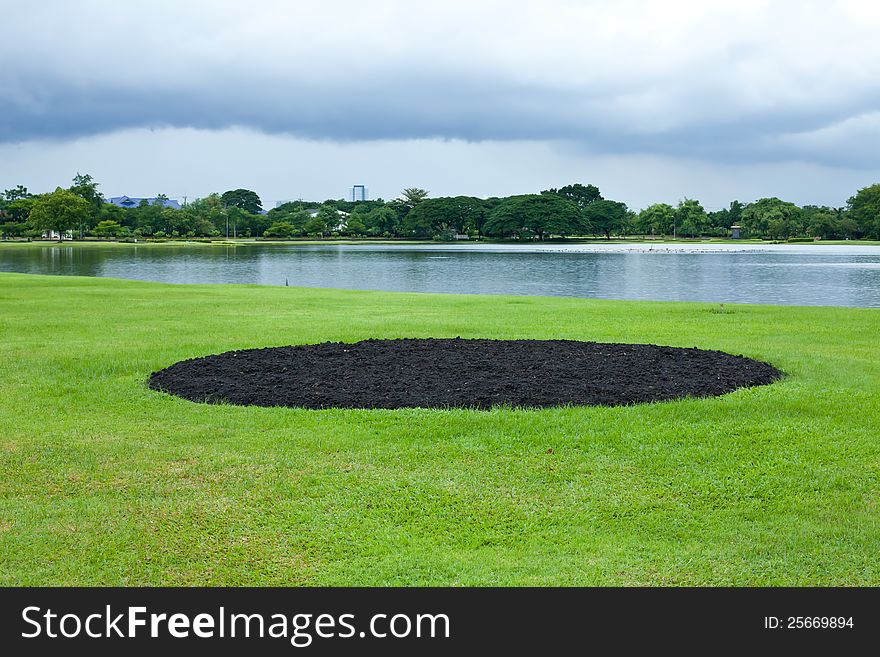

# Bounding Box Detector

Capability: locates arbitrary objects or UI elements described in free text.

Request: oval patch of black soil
[148,338,782,410]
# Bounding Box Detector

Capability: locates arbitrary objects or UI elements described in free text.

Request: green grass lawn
[1,272,878,585]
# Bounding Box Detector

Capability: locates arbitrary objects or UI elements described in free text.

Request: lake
[2,241,880,308]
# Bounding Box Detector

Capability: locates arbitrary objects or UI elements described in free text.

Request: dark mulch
[148,338,782,410]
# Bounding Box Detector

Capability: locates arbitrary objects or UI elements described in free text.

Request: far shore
[3,237,880,248]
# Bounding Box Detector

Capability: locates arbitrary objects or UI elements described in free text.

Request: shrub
[263,222,296,238]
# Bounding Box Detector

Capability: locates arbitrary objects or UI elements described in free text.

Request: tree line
[2,175,879,241]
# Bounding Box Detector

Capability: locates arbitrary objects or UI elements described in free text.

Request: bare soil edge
[148,338,783,410]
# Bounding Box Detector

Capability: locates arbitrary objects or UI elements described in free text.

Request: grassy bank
[1,273,878,585]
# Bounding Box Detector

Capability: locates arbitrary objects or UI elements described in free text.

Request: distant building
[41,229,73,240]
[351,185,368,202]
[107,196,182,210]
[730,224,742,239]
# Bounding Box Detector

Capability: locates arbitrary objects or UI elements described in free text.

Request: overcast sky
[2,0,879,209]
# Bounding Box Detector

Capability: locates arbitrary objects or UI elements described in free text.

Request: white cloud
[2,0,880,166]
[2,1,880,201]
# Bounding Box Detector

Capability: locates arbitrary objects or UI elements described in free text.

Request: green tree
[621,210,639,236]
[403,196,486,237]
[674,198,709,237]
[93,219,124,238]
[304,214,327,236]
[740,198,803,239]
[728,200,744,226]
[267,206,310,237]
[364,206,400,236]
[636,203,675,236]
[315,205,342,236]
[344,214,367,236]
[399,188,429,210]
[220,206,252,238]
[0,191,32,238]
[846,183,880,239]
[542,183,602,210]
[483,194,583,239]
[289,210,311,236]
[388,201,413,235]
[192,216,221,237]
[269,200,305,215]
[221,189,263,214]
[705,201,746,237]
[706,209,729,234]
[4,197,36,224]
[0,219,25,238]
[0,186,33,236]
[582,199,629,238]
[838,216,861,239]
[69,173,103,206]
[4,185,31,201]
[402,204,434,237]
[97,202,127,229]
[804,207,839,239]
[185,193,226,235]
[68,173,104,237]
[263,222,296,238]
[129,198,167,235]
[28,188,91,241]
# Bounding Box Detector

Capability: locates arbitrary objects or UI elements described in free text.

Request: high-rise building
[351,185,368,202]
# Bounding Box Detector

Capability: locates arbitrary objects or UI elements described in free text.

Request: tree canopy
[403,196,486,237]
[636,203,675,236]
[543,183,602,210]
[847,184,880,239]
[69,173,103,209]
[583,199,629,239]
[483,194,583,239]
[27,188,92,240]
[221,189,263,214]
[399,188,429,210]
[4,185,31,201]
[740,197,803,239]
[674,198,709,237]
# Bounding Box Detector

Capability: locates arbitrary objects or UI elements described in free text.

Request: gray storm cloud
[2,0,880,166]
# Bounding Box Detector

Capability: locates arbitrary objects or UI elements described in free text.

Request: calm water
[2,242,880,307]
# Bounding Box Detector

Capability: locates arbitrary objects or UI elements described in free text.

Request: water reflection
[1,243,879,308]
